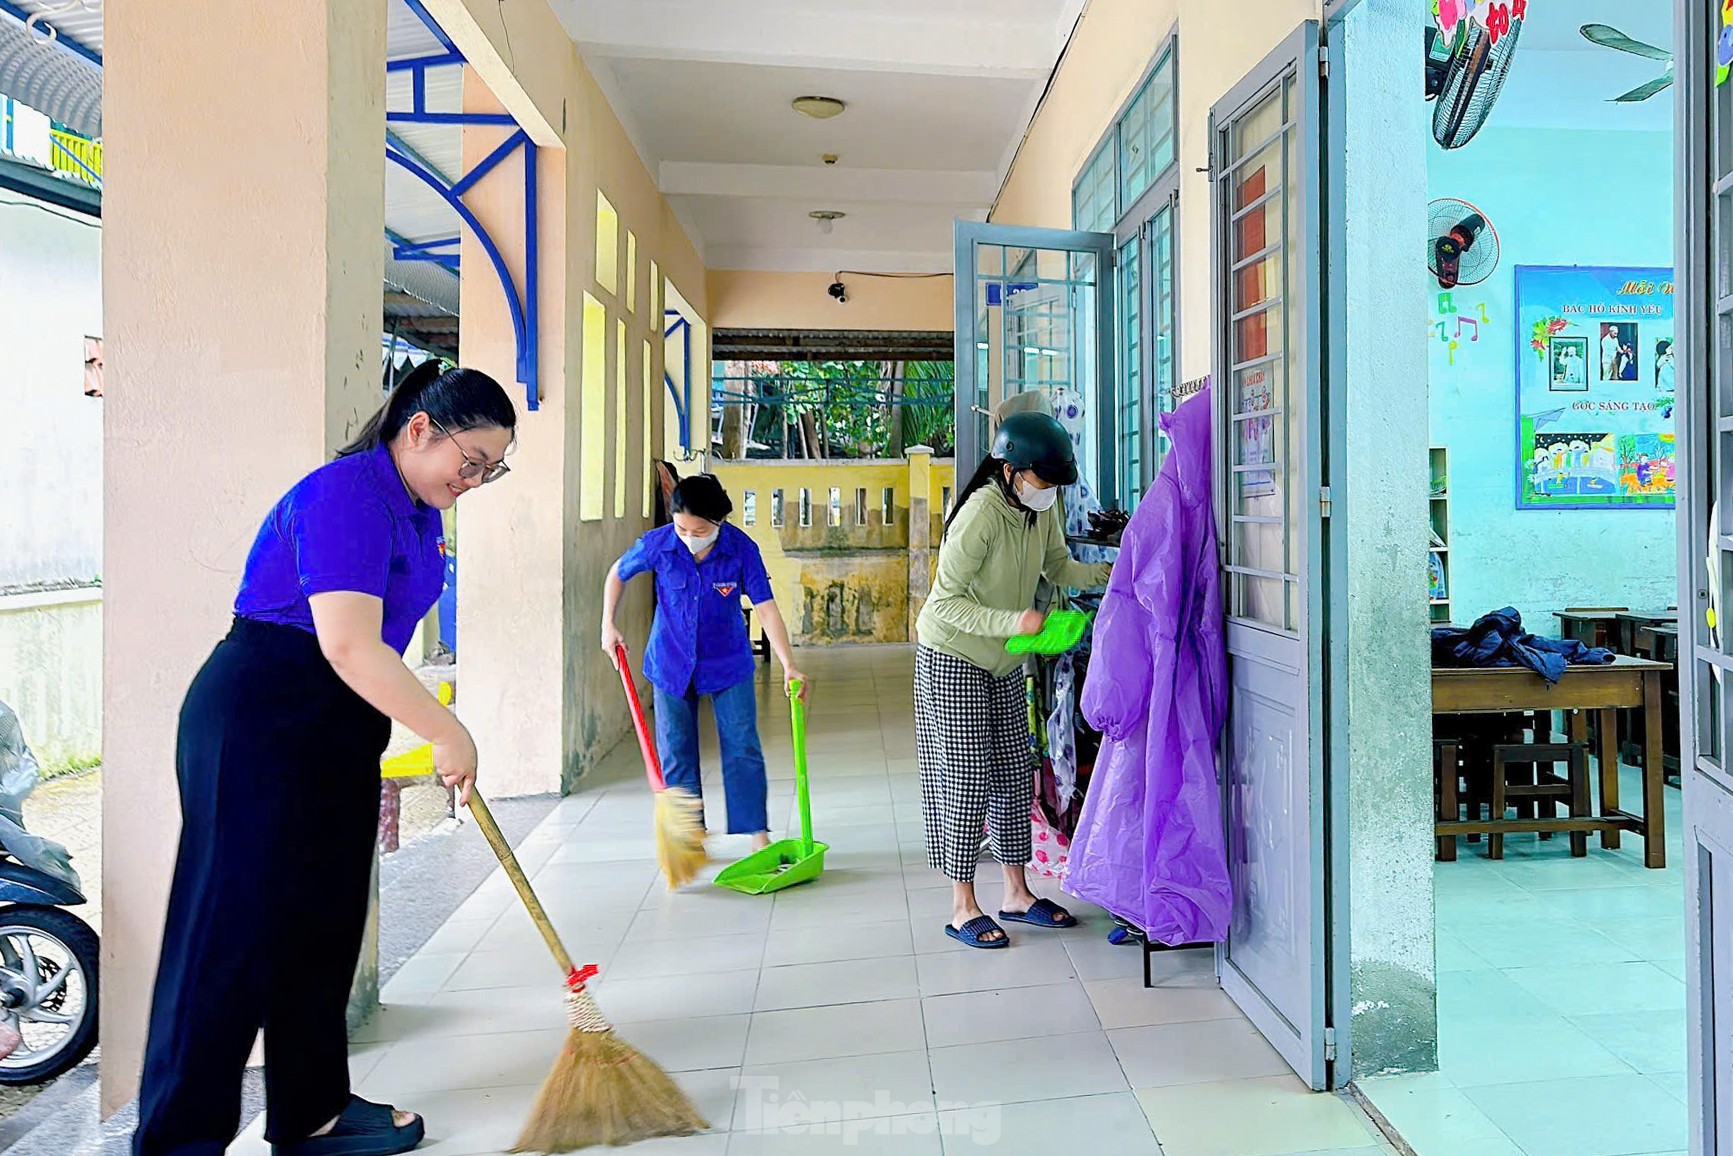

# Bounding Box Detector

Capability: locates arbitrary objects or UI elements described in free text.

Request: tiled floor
[230,645,1392,1156]
[1361,762,1689,1156]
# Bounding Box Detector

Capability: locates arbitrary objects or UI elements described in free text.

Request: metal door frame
[1318,2,1353,1090]
[1209,19,1334,1091]
[953,221,1117,497]
[1676,0,1725,1150]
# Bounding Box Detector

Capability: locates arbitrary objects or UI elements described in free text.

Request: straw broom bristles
[512,967,709,1153]
[653,785,707,889]
[465,793,707,1152]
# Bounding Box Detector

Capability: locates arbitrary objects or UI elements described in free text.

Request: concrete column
[907,446,934,638]
[455,75,569,798]
[101,0,387,1113]
[1339,0,1438,1078]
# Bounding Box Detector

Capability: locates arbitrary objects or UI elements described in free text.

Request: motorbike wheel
[0,906,99,1085]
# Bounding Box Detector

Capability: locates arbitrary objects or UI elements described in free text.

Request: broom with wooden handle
[614,644,707,888]
[465,790,708,1152]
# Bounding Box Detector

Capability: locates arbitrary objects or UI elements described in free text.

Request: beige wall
[707,270,953,333]
[454,79,571,797]
[102,0,388,1113]
[424,0,711,793]
[992,0,1322,380]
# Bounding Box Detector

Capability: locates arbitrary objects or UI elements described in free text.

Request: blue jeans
[653,679,769,835]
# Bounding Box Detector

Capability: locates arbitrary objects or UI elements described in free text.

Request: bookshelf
[1429,446,1451,626]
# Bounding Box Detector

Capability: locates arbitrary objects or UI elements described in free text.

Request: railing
[49,128,101,186]
[0,96,103,187]
[711,363,956,461]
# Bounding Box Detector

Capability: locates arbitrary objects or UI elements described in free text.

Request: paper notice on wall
[1515,265,1676,510]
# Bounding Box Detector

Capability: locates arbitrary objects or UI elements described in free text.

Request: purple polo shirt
[233,444,445,655]
[617,522,774,696]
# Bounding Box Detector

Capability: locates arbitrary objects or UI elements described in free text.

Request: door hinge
[1318,46,1330,80]
[1324,1027,1338,1063]
[1319,486,1333,519]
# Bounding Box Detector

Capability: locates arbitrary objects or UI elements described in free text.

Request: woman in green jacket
[914,412,1112,948]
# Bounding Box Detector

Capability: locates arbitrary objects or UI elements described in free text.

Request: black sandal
[273,1095,425,1156]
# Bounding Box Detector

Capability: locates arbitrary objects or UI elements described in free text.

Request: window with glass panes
[1151,202,1177,464]
[1119,236,1144,508]
[1072,141,1117,234]
[1119,50,1177,209]
[1074,38,1180,510]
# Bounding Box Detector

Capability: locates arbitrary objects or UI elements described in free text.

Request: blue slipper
[945,915,1010,949]
[999,898,1078,929]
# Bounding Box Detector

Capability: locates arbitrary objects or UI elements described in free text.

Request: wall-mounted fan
[1425,6,1526,149]
[1428,198,1500,289]
[1580,23,1673,103]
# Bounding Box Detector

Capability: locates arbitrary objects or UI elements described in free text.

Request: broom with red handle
[614,644,707,887]
[465,790,707,1151]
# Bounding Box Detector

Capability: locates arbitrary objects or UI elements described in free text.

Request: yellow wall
[707,270,954,333]
[713,459,956,644]
[992,0,1321,381]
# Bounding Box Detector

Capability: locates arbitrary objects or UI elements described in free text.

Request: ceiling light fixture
[810,210,845,235]
[792,96,847,120]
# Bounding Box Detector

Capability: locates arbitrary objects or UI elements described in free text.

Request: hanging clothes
[1066,385,1231,946]
[1052,386,1118,568]
[1045,653,1080,804]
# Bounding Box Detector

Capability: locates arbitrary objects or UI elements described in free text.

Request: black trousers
[133,618,390,1156]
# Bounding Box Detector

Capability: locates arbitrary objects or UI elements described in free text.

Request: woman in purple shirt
[132,362,515,1156]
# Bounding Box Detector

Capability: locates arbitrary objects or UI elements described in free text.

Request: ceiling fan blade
[1580,23,1673,62]
[1611,75,1675,103]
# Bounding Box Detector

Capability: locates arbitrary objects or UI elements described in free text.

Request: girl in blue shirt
[133,362,515,1156]
[601,475,805,852]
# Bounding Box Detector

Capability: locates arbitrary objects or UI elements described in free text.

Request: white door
[1679,5,1733,1151]
[1211,22,1333,1091]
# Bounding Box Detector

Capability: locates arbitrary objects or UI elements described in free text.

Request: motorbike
[0,700,98,1084]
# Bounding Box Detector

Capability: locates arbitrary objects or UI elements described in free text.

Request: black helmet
[991,412,1077,487]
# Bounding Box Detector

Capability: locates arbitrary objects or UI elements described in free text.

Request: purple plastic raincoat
[1065,385,1231,944]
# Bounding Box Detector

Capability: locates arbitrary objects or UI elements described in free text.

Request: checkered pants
[914,645,1033,882]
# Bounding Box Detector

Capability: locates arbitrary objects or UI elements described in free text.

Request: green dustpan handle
[789,679,815,857]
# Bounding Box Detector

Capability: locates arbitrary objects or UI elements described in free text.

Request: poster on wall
[1515,265,1675,510]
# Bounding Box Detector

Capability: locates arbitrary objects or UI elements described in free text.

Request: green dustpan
[1005,608,1093,656]
[715,679,828,895]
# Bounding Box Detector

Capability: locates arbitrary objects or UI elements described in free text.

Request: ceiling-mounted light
[793,96,847,120]
[810,210,845,235]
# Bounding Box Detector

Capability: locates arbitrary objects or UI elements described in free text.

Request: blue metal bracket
[387,0,541,411]
[390,232,461,274]
[387,136,538,410]
[664,311,692,451]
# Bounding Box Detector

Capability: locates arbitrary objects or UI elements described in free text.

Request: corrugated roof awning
[0,3,100,137]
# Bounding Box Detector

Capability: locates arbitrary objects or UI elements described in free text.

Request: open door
[1678,4,1732,1150]
[1210,23,1333,1090]
[953,222,1117,497]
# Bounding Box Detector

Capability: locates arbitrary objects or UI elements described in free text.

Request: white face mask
[1017,478,1060,512]
[678,527,720,554]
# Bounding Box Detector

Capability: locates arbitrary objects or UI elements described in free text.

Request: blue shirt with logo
[617,522,775,696]
[233,444,446,656]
